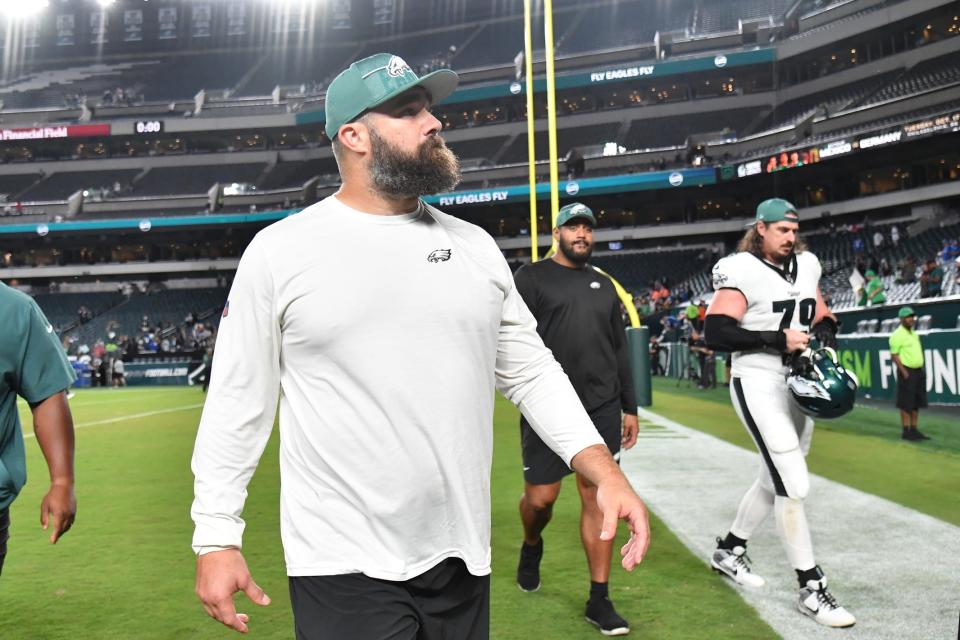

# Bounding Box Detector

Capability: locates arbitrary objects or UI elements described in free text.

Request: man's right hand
[783,329,810,353]
[898,367,910,380]
[195,549,271,634]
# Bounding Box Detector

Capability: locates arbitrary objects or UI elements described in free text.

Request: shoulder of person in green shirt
[0,283,76,509]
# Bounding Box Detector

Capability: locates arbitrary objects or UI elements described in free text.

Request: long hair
[736,223,808,257]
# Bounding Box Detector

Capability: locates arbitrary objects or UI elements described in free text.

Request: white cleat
[710,539,766,588]
[798,577,856,628]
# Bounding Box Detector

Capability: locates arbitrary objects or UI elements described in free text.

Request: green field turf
[651,378,960,527]
[0,387,777,640]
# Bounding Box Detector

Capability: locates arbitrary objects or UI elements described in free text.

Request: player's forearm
[704,314,786,353]
[31,392,75,485]
[570,444,633,491]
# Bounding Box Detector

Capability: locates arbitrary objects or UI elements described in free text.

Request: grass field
[1,383,955,639]
[1,387,775,640]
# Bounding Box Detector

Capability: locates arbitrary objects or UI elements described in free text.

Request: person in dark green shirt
[0,282,78,576]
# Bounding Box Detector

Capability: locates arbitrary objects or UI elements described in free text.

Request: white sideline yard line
[621,408,960,640]
[22,404,204,440]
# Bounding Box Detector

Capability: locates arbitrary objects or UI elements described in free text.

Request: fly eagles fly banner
[837,330,960,406]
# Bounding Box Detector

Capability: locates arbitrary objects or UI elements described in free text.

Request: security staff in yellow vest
[889,306,930,441]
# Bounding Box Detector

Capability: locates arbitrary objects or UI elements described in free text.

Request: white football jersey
[712,250,822,379]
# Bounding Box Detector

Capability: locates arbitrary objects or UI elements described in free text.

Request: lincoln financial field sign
[837,330,960,405]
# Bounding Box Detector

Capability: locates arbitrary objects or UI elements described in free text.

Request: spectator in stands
[650,281,670,310]
[920,259,943,298]
[879,257,892,278]
[864,270,885,306]
[897,255,917,284]
[941,239,959,265]
[889,307,930,441]
[635,295,652,318]
[872,230,884,251]
[890,225,900,247]
[851,236,864,255]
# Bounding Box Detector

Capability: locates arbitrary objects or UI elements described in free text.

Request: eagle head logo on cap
[386,56,411,78]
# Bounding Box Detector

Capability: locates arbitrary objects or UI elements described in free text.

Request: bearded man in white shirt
[191,53,650,639]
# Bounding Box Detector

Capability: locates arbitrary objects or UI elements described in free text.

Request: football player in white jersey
[703,199,855,628]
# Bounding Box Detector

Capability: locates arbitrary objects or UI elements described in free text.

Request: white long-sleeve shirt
[191,195,603,580]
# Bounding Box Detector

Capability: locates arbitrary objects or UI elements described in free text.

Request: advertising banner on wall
[192,4,212,38]
[837,330,960,405]
[56,14,75,46]
[227,4,247,36]
[89,11,108,44]
[158,7,178,40]
[124,10,143,42]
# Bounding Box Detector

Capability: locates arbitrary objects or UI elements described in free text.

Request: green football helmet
[786,347,858,420]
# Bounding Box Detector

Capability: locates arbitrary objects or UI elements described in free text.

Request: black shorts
[288,558,489,640]
[520,406,622,485]
[896,366,928,411]
[0,507,9,577]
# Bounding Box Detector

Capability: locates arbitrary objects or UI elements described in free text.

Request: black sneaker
[902,429,920,441]
[914,429,931,440]
[517,539,543,592]
[584,596,630,636]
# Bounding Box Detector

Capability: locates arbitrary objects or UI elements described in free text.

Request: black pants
[896,366,928,411]
[0,507,9,577]
[289,558,489,640]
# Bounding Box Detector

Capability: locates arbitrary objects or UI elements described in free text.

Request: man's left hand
[621,414,639,450]
[40,481,76,544]
[596,479,650,571]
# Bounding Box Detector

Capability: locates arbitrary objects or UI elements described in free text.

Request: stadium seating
[591,248,709,297]
[18,169,141,201]
[62,287,228,346]
[859,53,960,107]
[0,173,42,201]
[756,71,899,132]
[623,108,765,150]
[499,123,621,164]
[447,136,512,164]
[697,0,792,33]
[559,2,670,54]
[32,291,127,334]
[135,164,267,196]
[239,46,356,96]
[259,158,340,190]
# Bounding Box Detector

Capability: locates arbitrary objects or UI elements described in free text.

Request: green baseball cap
[898,306,915,318]
[747,198,799,226]
[865,269,877,277]
[555,203,597,228]
[324,53,459,139]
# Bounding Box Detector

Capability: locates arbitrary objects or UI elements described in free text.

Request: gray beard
[368,129,461,198]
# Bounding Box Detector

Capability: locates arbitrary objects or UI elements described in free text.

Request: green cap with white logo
[898,306,915,318]
[555,203,597,228]
[324,53,459,139]
[747,198,799,226]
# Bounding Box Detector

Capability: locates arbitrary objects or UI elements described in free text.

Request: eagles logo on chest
[427,249,452,263]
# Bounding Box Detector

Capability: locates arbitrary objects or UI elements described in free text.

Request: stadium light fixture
[0,0,49,19]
